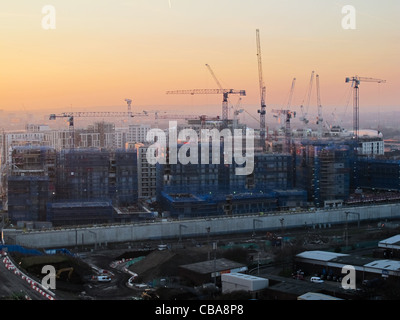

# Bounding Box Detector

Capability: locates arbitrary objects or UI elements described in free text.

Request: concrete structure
[221,273,269,294]
[295,141,353,207]
[55,148,138,207]
[46,201,113,226]
[4,202,400,249]
[356,158,400,192]
[357,130,384,156]
[136,144,157,199]
[8,176,50,223]
[178,258,247,285]
[127,124,151,144]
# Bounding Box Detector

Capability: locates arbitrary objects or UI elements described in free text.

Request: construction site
[0,27,396,229]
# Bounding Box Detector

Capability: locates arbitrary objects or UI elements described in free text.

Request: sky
[0,0,399,122]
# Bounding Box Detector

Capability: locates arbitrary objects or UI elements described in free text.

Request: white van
[97,275,112,282]
[310,276,324,283]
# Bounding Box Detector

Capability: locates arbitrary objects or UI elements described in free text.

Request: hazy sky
[1,0,399,120]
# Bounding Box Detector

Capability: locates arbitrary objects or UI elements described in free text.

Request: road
[0,254,48,300]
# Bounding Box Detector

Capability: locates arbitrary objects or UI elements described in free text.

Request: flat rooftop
[180,258,247,275]
[296,250,349,262]
[379,234,400,248]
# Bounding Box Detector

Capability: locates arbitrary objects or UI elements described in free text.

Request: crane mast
[256,29,267,151]
[271,109,296,154]
[204,64,246,123]
[286,78,296,110]
[300,71,315,124]
[345,76,386,141]
[316,74,324,136]
[166,88,246,126]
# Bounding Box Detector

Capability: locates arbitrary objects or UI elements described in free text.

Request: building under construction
[294,140,353,207]
[5,146,57,222]
[6,146,139,226]
[54,148,138,205]
[356,157,400,192]
[155,142,307,218]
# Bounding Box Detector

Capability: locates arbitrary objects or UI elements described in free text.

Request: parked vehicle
[310,276,324,283]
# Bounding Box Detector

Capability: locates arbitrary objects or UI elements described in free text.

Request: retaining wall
[7,203,400,249]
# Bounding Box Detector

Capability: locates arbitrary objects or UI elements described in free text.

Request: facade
[8,148,139,225]
[295,141,352,207]
[136,144,157,199]
[159,191,279,218]
[46,201,113,226]
[356,158,400,191]
[357,130,384,156]
[221,273,269,294]
[8,176,49,223]
[6,146,57,221]
[55,149,138,206]
[113,149,138,206]
[55,149,110,202]
[127,124,151,144]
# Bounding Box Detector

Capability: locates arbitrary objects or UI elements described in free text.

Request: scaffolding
[356,157,400,191]
[55,148,138,206]
[5,146,56,214]
[295,141,352,207]
[8,176,49,223]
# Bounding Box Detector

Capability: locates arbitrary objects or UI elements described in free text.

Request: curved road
[0,255,48,300]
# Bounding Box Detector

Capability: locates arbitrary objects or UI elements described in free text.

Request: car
[97,275,112,282]
[310,276,324,283]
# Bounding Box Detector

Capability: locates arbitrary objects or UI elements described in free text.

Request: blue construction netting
[0,245,43,256]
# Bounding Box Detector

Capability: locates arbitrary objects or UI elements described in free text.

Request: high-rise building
[127,124,151,144]
[6,146,56,223]
[136,144,157,200]
[295,141,352,207]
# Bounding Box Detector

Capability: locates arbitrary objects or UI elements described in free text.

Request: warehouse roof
[378,235,400,248]
[364,259,400,271]
[296,250,349,262]
[180,258,247,275]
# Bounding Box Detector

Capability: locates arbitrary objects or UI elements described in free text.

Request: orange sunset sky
[0,0,399,119]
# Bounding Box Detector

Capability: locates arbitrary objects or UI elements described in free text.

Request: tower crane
[155,113,220,130]
[49,111,148,148]
[142,110,167,128]
[166,88,246,124]
[49,111,147,127]
[256,29,267,151]
[271,109,296,154]
[204,64,246,123]
[125,99,133,113]
[286,78,296,110]
[232,97,244,131]
[315,74,324,136]
[205,64,224,92]
[345,76,386,141]
[300,71,315,124]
